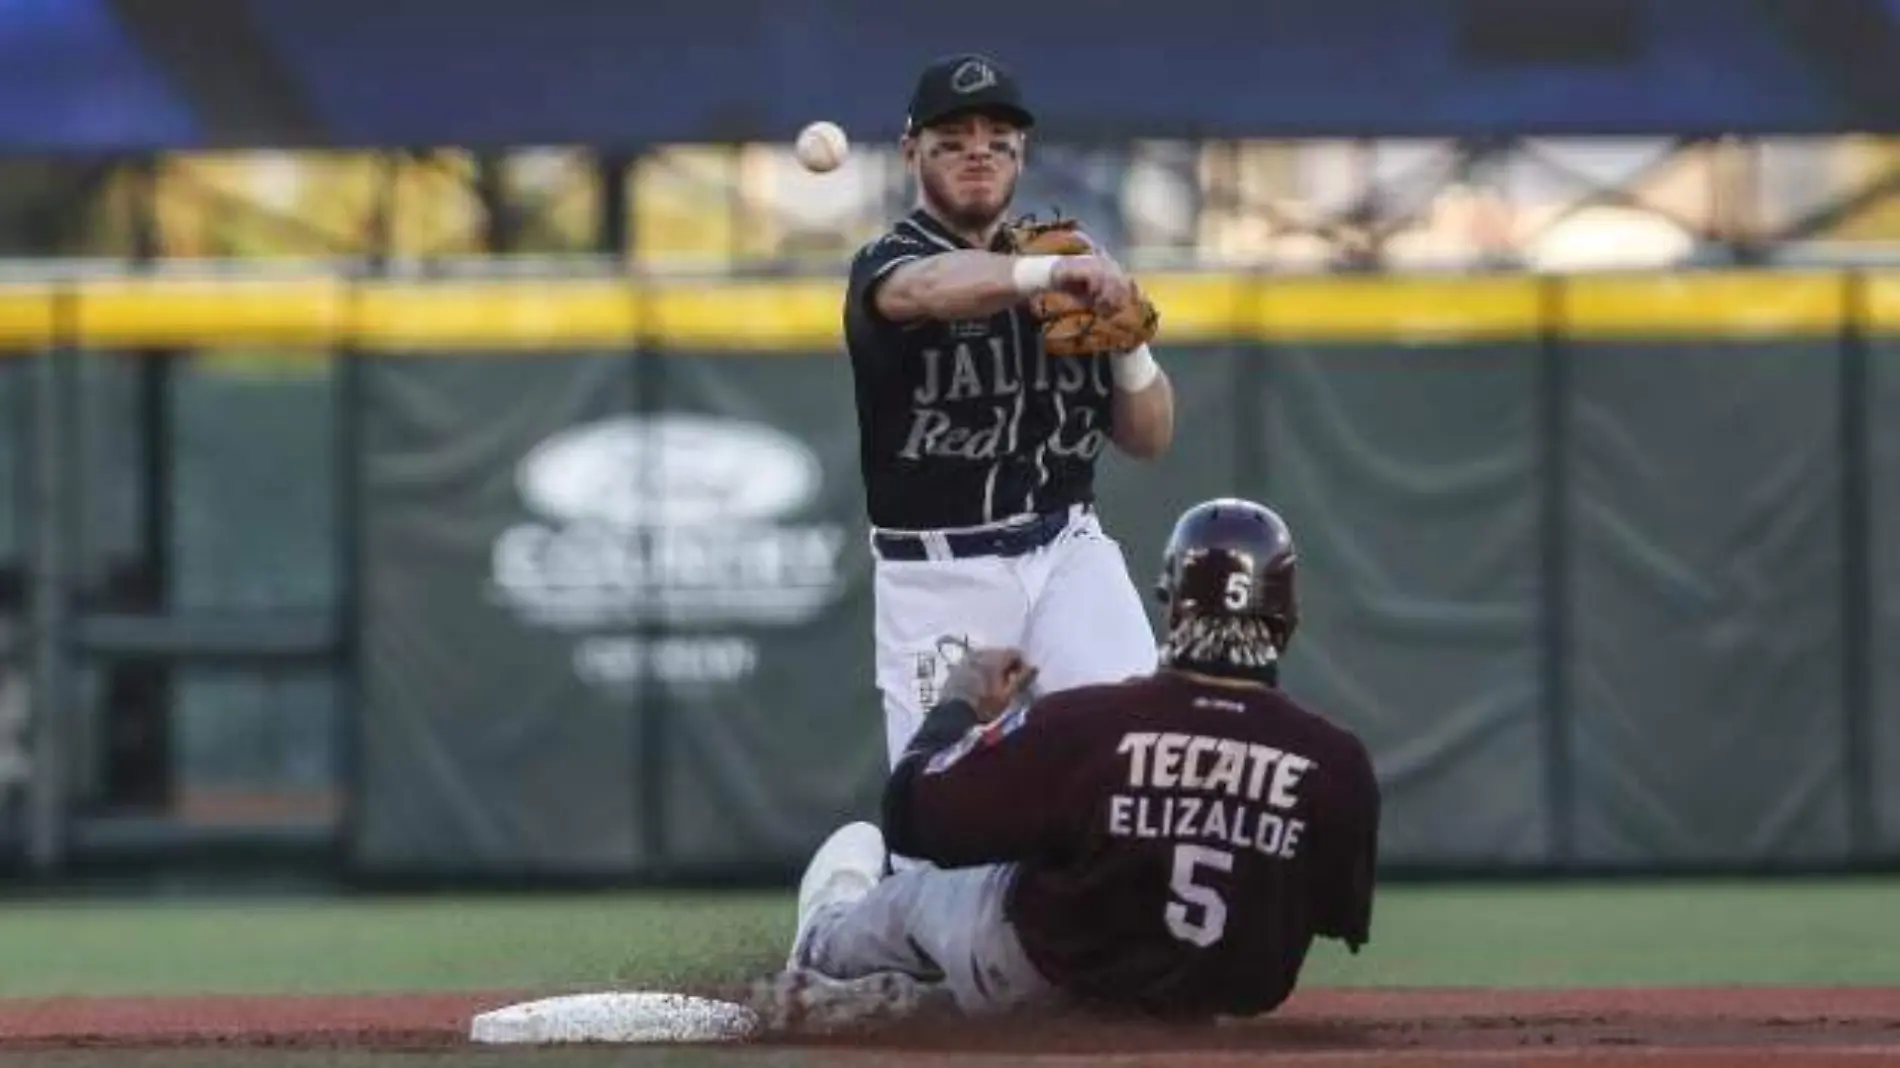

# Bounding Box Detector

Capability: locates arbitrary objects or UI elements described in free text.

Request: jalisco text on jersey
[1108,731,1316,859]
[899,338,1111,463]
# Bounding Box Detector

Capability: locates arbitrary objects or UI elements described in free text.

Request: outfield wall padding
[0,270,1893,877]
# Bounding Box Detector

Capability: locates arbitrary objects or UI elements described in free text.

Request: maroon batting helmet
[1154,497,1299,677]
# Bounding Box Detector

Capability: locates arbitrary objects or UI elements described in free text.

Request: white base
[468,991,761,1045]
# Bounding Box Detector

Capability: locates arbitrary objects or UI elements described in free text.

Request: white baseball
[795,121,849,173]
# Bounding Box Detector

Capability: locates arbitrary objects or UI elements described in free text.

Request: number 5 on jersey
[1165,843,1234,947]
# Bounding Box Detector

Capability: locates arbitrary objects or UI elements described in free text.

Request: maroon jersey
[885,671,1380,1019]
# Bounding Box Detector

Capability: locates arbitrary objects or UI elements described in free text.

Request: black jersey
[843,209,1118,531]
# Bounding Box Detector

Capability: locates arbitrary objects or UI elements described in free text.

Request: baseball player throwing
[765,497,1382,1025]
[843,51,1176,769]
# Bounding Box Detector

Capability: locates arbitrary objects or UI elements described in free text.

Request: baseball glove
[1002,215,1160,358]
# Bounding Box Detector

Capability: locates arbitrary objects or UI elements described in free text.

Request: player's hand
[941,645,1039,722]
[1051,255,1135,315]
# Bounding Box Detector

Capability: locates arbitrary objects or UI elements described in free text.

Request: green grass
[1,878,1897,998]
[1301,877,1900,989]
[0,891,791,997]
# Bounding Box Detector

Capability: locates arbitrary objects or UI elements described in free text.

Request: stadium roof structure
[6,0,1900,152]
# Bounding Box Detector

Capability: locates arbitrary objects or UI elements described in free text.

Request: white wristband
[1112,343,1160,392]
[1011,255,1061,296]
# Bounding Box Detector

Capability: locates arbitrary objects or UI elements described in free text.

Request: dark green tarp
[1564,341,1849,864]
[1254,341,1548,866]
[353,354,649,874]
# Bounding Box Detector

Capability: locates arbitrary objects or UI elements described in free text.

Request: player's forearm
[1110,349,1175,459]
[878,252,1042,322]
[901,698,982,767]
[881,693,1052,866]
[881,697,981,859]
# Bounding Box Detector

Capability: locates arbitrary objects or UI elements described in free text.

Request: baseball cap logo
[950,59,998,94]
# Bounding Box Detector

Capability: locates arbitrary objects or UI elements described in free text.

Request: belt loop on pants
[921,532,953,562]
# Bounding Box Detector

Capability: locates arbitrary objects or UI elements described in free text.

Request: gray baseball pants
[799,861,1060,1016]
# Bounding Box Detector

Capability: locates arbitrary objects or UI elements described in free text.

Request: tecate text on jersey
[1115,731,1317,808]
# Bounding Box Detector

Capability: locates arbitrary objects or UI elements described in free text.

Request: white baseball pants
[872,506,1159,766]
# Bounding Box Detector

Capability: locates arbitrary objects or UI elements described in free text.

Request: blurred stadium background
[0,0,1895,891]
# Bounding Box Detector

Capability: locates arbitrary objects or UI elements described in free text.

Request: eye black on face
[924,115,1023,157]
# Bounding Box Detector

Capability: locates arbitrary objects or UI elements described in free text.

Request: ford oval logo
[516,413,822,528]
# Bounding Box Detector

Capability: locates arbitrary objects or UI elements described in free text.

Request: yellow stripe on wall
[1858,273,1900,332]
[1561,272,1847,338]
[354,281,641,350]
[646,279,842,351]
[1139,275,1248,343]
[0,269,1886,352]
[75,278,346,348]
[0,285,54,351]
[1255,276,1541,341]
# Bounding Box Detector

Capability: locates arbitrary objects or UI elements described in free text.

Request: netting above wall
[14,136,1900,275]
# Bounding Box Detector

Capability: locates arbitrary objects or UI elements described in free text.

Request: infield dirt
[0,987,1897,1065]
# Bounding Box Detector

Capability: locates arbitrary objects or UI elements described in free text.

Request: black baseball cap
[905,53,1036,134]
